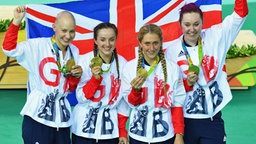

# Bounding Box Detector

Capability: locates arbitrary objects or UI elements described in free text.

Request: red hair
[179,3,203,23]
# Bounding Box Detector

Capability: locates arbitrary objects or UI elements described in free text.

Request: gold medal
[188,65,199,75]
[90,57,103,68]
[182,37,203,76]
[136,67,148,79]
[66,59,75,72]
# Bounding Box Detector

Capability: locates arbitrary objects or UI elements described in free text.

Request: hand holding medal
[90,57,103,68]
[182,37,203,86]
[130,68,148,92]
[187,71,198,86]
[136,67,148,79]
[90,57,103,79]
[187,65,199,86]
[64,59,75,77]
[188,64,200,75]
[66,59,76,72]
[64,59,82,78]
[51,36,82,78]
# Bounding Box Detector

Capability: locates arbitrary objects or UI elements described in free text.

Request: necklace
[51,36,74,75]
[142,55,159,76]
[97,52,114,73]
[101,63,111,73]
[182,37,203,75]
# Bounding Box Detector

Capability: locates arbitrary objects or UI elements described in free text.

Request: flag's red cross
[116,0,184,61]
[72,0,185,60]
[108,0,220,60]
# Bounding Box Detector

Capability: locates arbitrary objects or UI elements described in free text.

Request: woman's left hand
[119,137,129,144]
[174,133,184,144]
[187,72,198,86]
[71,65,82,78]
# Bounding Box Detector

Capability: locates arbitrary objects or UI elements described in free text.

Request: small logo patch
[178,51,185,57]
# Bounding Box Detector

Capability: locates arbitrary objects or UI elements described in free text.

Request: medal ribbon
[51,36,74,74]
[182,37,203,67]
[142,56,160,76]
[97,52,113,73]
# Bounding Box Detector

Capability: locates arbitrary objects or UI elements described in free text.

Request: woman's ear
[52,23,56,32]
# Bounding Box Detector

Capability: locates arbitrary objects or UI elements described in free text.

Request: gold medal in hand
[136,68,148,79]
[90,57,103,68]
[188,64,199,75]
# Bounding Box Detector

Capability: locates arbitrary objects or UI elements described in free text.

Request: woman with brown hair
[71,22,129,144]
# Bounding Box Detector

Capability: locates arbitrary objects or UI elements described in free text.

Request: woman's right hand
[187,72,198,86]
[13,5,26,26]
[90,63,102,79]
[130,76,146,91]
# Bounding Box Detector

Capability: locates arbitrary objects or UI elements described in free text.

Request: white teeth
[148,52,155,55]
[104,48,111,51]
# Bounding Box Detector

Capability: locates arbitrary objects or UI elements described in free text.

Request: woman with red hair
[166,0,248,143]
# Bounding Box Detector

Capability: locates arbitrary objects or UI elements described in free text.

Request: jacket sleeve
[118,113,128,138]
[67,76,81,92]
[2,23,20,51]
[127,88,142,106]
[82,76,103,99]
[234,0,248,18]
[171,107,184,134]
[170,62,185,134]
[183,79,194,92]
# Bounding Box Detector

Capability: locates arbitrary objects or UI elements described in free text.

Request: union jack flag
[25,0,222,105]
[25,0,222,61]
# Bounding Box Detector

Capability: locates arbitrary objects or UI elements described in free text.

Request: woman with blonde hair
[121,24,186,144]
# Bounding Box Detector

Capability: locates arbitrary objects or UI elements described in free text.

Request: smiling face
[180,12,203,46]
[52,11,76,50]
[94,28,117,59]
[139,33,161,65]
